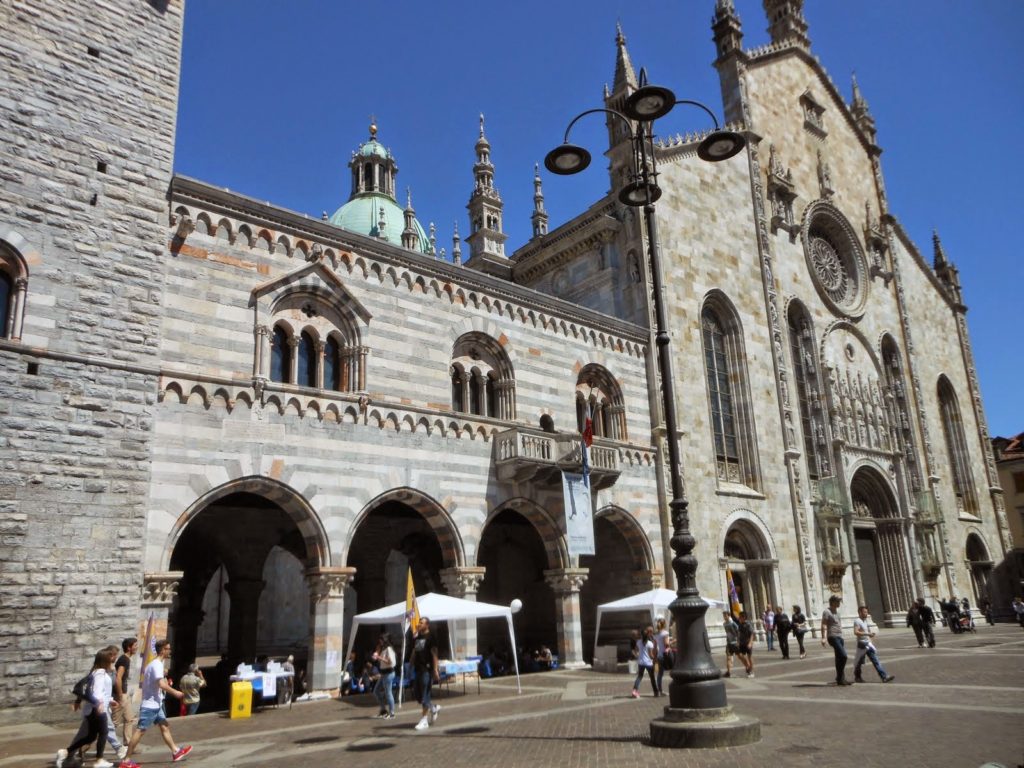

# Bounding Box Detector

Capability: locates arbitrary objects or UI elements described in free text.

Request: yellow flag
[139,612,156,687]
[405,568,420,629]
[726,568,743,617]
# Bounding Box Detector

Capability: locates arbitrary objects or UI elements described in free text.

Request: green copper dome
[357,139,390,159]
[330,193,430,253]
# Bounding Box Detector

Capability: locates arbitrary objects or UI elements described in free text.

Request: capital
[140,571,184,607]
[439,566,486,597]
[305,566,356,602]
[543,567,589,594]
[631,569,664,591]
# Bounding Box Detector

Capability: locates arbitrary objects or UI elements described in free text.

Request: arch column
[225,578,265,663]
[305,566,356,691]
[544,568,588,668]
[253,324,269,378]
[139,572,184,657]
[440,566,487,658]
[11,276,27,340]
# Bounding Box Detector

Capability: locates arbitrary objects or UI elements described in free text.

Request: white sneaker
[55,748,67,768]
[116,746,128,760]
[414,716,429,731]
[429,704,441,724]
[95,760,114,768]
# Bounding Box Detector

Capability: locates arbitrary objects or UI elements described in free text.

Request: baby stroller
[956,609,976,633]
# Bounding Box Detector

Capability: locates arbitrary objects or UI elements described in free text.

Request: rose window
[810,236,853,304]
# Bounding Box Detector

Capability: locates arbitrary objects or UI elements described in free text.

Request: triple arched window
[450,332,515,420]
[701,296,759,489]
[937,376,978,515]
[268,321,363,392]
[575,364,627,441]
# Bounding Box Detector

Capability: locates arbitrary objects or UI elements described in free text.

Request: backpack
[72,673,93,703]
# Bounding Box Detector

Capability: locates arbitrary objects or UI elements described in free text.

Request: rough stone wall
[0,0,182,721]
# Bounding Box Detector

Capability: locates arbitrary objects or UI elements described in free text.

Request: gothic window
[701,297,759,489]
[324,336,341,391]
[1,238,30,342]
[451,332,515,419]
[787,302,824,481]
[297,330,317,388]
[881,335,921,491]
[575,364,626,441]
[271,325,291,384]
[938,376,979,515]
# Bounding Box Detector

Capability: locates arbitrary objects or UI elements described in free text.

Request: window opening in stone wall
[451,365,465,412]
[96,160,107,173]
[0,270,10,337]
[26,362,38,376]
[87,46,100,58]
[787,304,822,481]
[575,364,626,441]
[297,331,316,388]
[450,333,516,420]
[271,325,291,384]
[324,336,341,391]
[938,376,978,515]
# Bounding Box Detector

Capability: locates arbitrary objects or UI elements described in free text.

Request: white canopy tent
[593,588,727,658]
[346,592,522,694]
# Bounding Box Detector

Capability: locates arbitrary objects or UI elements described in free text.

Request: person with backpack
[56,646,118,768]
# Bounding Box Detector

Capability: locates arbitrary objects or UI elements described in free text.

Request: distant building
[0,0,1012,720]
[992,434,1024,611]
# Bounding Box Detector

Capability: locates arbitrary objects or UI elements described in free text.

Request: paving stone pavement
[3,625,1022,768]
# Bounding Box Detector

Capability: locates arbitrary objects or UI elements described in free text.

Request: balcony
[493,427,621,490]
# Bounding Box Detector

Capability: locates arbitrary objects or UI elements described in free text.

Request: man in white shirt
[119,640,193,768]
[852,606,895,683]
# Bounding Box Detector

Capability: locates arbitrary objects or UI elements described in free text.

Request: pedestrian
[120,639,192,767]
[960,597,974,630]
[906,601,925,647]
[631,625,658,698]
[1012,597,1024,629]
[981,599,994,626]
[762,607,775,652]
[820,595,851,686]
[179,664,206,715]
[791,605,809,658]
[112,638,138,747]
[411,617,441,731]
[737,611,755,678]
[852,605,895,683]
[56,646,119,768]
[280,655,295,705]
[654,618,671,696]
[774,605,791,660]
[721,611,746,678]
[916,598,936,648]
[373,633,397,718]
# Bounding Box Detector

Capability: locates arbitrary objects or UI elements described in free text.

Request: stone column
[357,346,369,391]
[305,566,356,692]
[11,277,27,341]
[315,340,325,389]
[224,579,265,664]
[253,324,269,378]
[544,568,589,668]
[439,566,486,658]
[139,571,184,655]
[287,337,299,383]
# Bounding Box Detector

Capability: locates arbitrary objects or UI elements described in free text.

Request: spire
[466,114,508,275]
[712,0,744,61]
[401,187,420,251]
[612,22,638,95]
[429,221,437,256]
[850,72,877,144]
[932,229,964,306]
[452,221,462,265]
[932,230,948,270]
[763,0,810,48]
[531,163,548,238]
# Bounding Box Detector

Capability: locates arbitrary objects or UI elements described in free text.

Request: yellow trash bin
[230,681,253,719]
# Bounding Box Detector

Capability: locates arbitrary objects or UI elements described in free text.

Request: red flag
[581,404,593,486]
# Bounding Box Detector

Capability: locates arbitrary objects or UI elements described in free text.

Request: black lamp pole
[545,68,759,749]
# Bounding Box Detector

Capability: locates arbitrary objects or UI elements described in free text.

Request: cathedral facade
[0,0,1011,719]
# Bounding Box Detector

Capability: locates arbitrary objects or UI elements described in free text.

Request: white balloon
[510,598,523,614]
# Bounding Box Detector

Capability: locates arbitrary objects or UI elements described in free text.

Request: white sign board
[562,471,594,557]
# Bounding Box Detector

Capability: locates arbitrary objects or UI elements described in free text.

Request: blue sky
[175,1,1023,438]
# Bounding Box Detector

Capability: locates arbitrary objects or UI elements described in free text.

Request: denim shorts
[137,705,167,730]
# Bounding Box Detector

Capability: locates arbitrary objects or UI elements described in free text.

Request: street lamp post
[545,69,760,749]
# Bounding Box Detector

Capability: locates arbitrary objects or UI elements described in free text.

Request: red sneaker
[172,745,193,762]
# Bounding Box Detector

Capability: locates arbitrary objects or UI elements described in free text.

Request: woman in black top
[791,605,809,658]
[774,606,792,659]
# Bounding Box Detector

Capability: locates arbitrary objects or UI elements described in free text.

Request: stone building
[992,434,1024,610]
[0,0,1012,720]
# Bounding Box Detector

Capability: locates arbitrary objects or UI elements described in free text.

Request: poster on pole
[562,471,595,557]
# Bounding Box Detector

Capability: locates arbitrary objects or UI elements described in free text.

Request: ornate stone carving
[305,567,356,602]
[141,571,184,606]
[543,568,588,594]
[439,566,486,596]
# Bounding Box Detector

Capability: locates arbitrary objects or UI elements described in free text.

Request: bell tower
[465,115,510,277]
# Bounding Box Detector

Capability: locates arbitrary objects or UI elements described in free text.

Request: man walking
[411,617,440,731]
[737,611,756,678]
[917,598,936,648]
[906,601,925,647]
[762,607,775,652]
[852,606,895,683]
[119,640,192,768]
[820,595,851,686]
[112,639,138,747]
[722,611,749,678]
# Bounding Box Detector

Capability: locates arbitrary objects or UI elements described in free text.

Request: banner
[404,567,419,630]
[139,612,156,687]
[726,568,743,617]
[562,471,594,557]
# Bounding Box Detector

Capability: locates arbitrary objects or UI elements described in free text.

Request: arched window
[297,331,317,388]
[324,336,341,391]
[938,376,978,514]
[271,326,291,383]
[450,333,515,419]
[701,298,759,489]
[0,270,11,338]
[881,336,921,492]
[787,302,824,481]
[575,364,626,441]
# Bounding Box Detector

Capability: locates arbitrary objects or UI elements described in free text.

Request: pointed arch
[937,375,979,515]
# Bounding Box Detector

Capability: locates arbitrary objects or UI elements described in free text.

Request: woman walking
[373,633,397,719]
[654,618,671,696]
[56,647,118,768]
[630,626,658,698]
[791,605,809,658]
[775,606,792,660]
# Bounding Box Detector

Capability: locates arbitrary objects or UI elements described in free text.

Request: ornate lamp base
[650,705,761,749]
